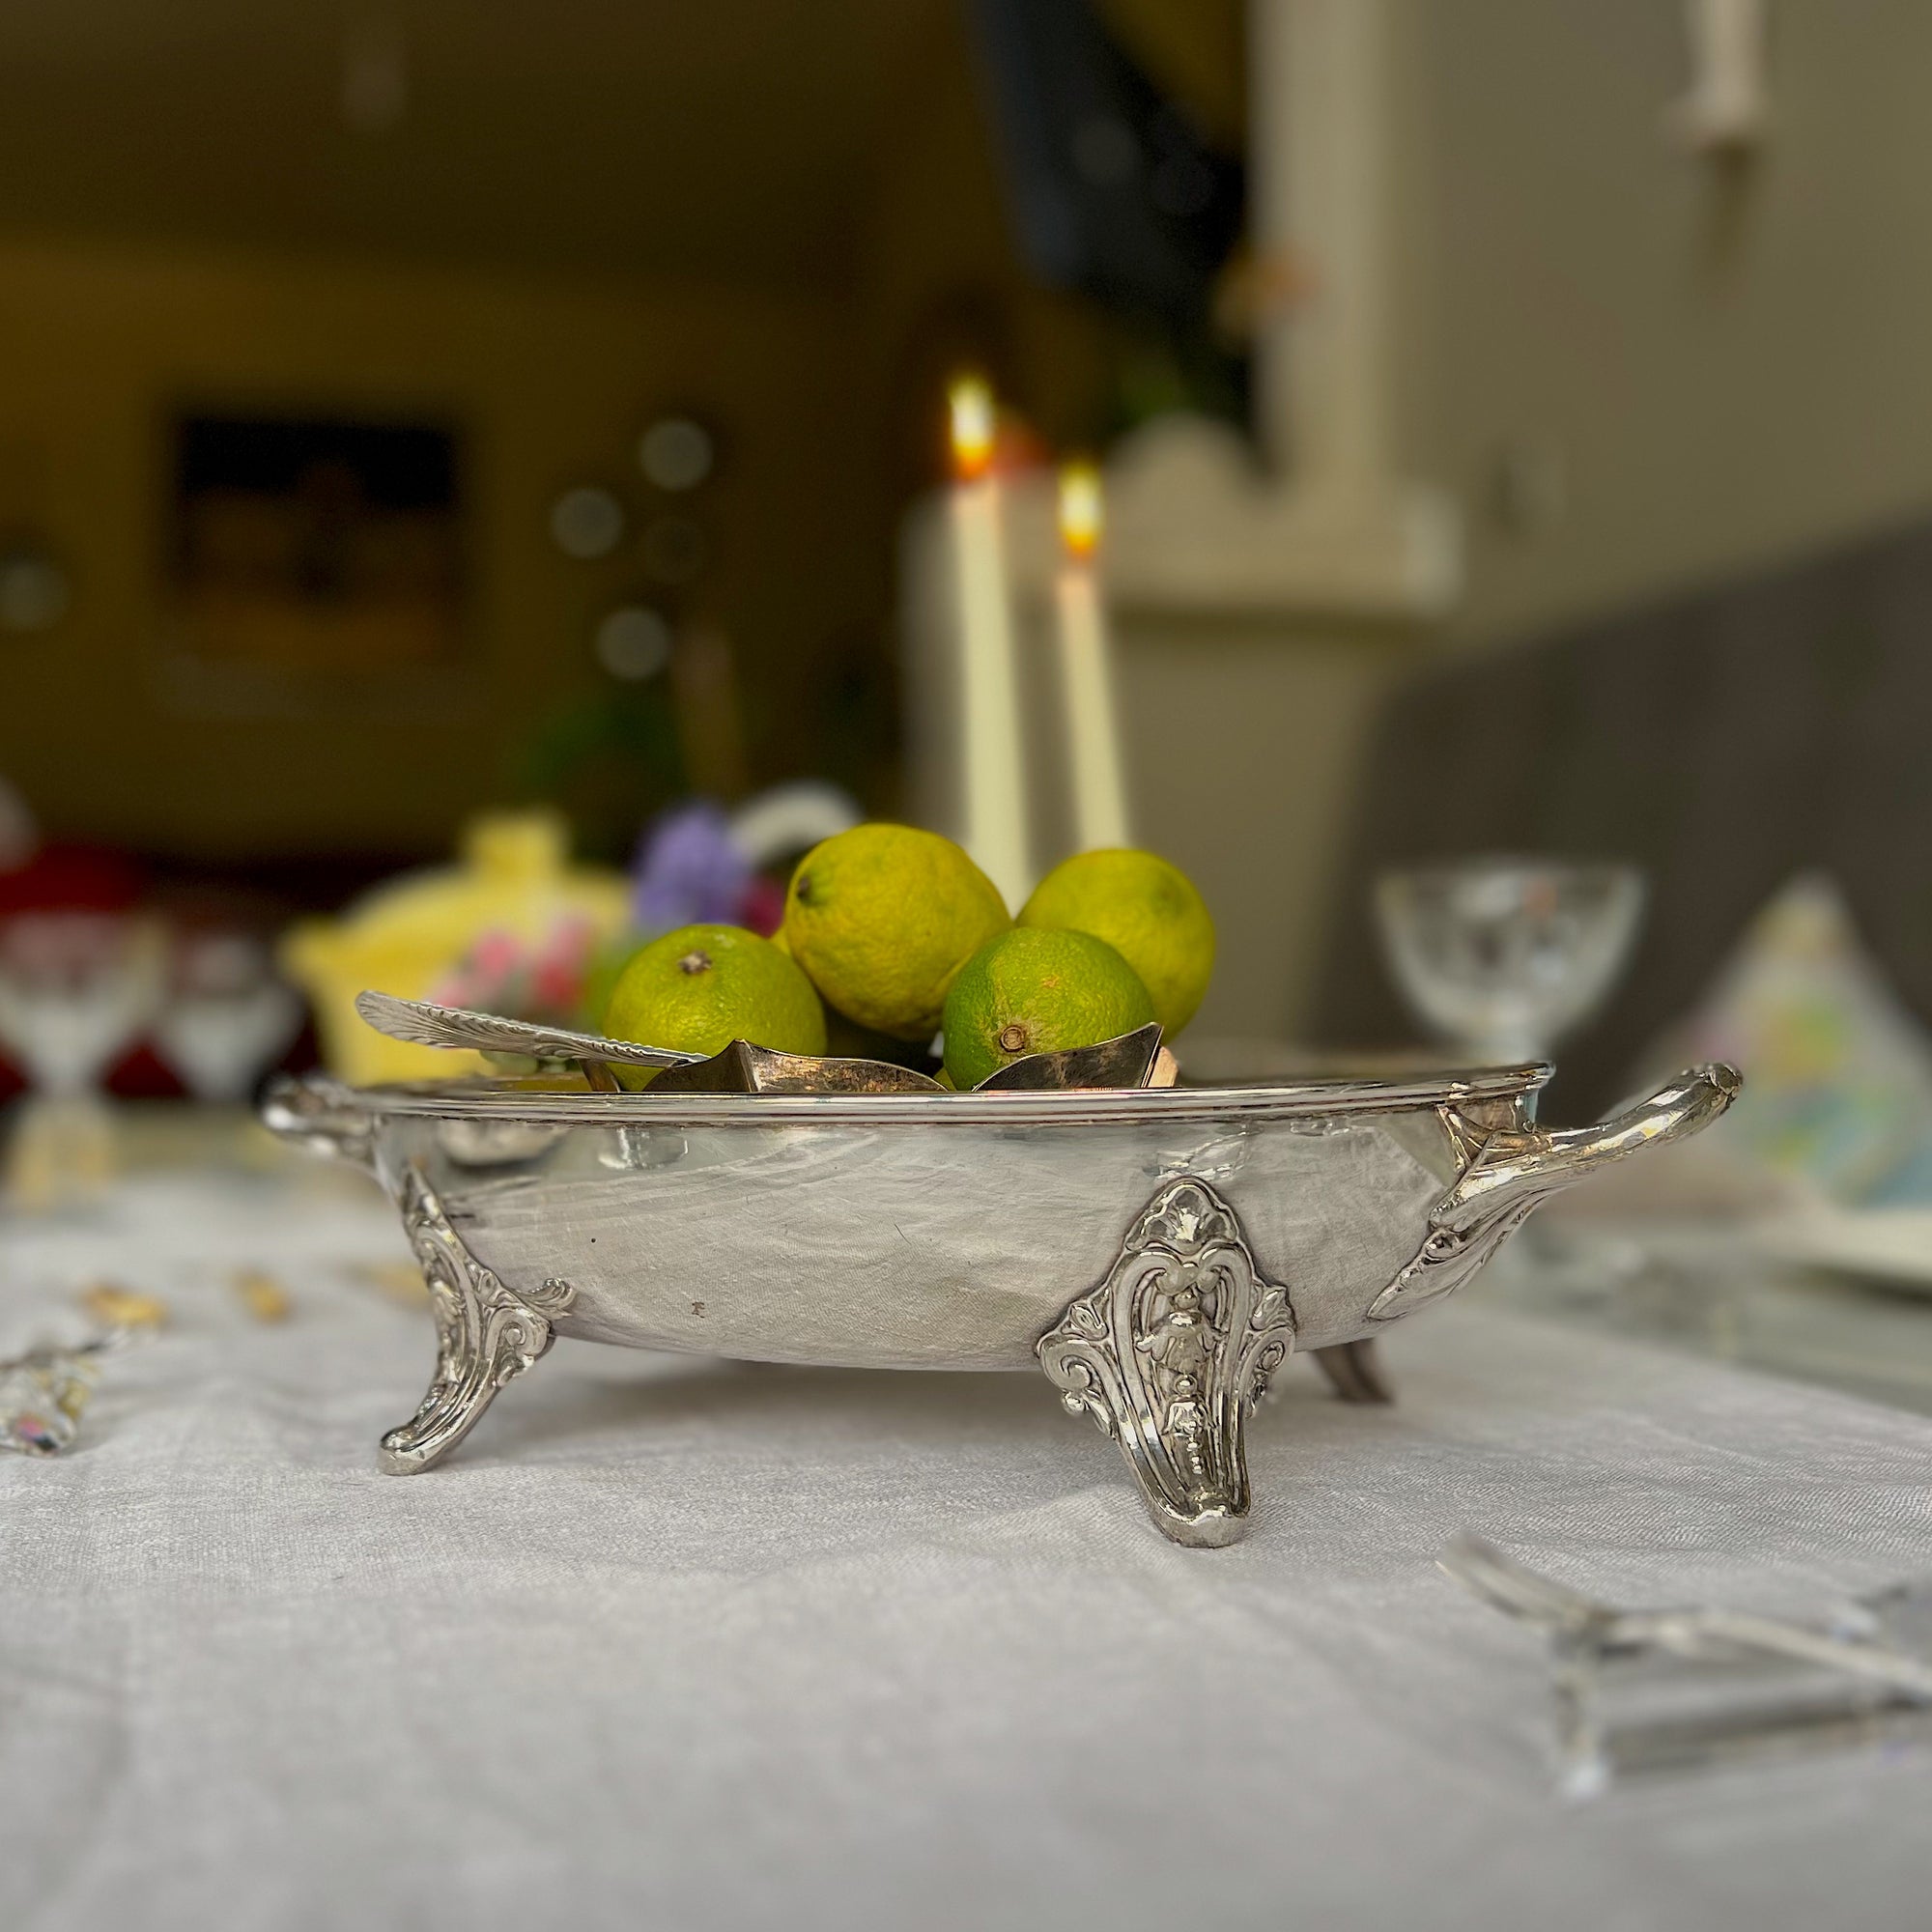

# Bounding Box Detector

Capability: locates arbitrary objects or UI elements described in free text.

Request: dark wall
[1309,517,1932,1119]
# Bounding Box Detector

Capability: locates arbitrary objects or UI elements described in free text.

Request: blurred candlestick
[947,375,1032,905]
[669,619,750,801]
[1053,461,1130,852]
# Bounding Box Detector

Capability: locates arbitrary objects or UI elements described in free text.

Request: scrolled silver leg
[1312,1339,1393,1405]
[379,1164,576,1475]
[1037,1178,1295,1548]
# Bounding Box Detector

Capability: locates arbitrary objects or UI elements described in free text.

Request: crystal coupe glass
[1376,858,1646,1065]
[154,932,302,1104]
[0,911,166,1208]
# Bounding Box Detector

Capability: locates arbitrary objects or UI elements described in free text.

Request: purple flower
[631,802,752,936]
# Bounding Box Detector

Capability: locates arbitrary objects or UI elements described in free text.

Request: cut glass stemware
[1376,858,1645,1065]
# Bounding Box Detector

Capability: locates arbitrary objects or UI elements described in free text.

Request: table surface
[7,1139,1932,1932]
[1483,1217,1932,1419]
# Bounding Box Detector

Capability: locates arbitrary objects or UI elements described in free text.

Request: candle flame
[1058,461,1103,558]
[948,375,996,481]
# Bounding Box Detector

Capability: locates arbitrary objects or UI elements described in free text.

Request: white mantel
[901,0,1456,1035]
[996,418,1459,624]
[1007,0,1462,623]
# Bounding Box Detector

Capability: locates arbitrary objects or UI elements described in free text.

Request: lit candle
[947,375,1032,906]
[1053,461,1131,851]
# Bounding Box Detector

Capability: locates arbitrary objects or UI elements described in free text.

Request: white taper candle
[947,377,1032,905]
[1053,462,1130,852]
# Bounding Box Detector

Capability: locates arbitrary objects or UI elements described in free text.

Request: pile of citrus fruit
[600,824,1214,1092]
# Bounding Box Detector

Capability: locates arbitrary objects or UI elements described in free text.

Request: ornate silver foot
[1037,1178,1295,1548]
[379,1164,576,1474]
[1312,1339,1393,1405]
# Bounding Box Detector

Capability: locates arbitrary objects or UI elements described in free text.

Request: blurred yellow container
[282,810,630,1085]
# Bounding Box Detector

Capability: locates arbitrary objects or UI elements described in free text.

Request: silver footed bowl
[262,1059,1741,1548]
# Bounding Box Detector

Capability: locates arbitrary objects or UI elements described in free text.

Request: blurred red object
[106,1042,184,1099]
[0,843,140,915]
[739,874,786,936]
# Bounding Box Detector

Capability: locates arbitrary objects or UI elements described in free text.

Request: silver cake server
[355,991,696,1089]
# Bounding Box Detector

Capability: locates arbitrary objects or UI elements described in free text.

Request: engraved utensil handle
[261,1072,380,1174]
[1444,1062,1743,1232]
[354,991,698,1070]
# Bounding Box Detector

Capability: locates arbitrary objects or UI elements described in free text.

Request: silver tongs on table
[355,990,1171,1095]
[1443,1533,1932,1695]
[1440,1533,1932,1792]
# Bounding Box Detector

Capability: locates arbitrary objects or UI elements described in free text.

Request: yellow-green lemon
[1019,848,1215,1036]
[601,923,825,1088]
[783,823,1009,1040]
[942,927,1155,1091]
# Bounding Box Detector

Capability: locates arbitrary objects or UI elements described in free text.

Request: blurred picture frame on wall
[156,408,469,713]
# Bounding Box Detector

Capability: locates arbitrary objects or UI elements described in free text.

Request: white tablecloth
[6,1169,1932,1932]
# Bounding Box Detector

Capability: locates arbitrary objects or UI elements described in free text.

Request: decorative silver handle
[260,1073,380,1175]
[1367,1064,1742,1322]
[1438,1062,1743,1234]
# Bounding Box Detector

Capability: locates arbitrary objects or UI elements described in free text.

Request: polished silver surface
[1311,1339,1393,1405]
[259,1073,379,1174]
[263,1056,1740,1545]
[1365,1064,1742,1323]
[323,1060,1553,1125]
[378,1165,577,1474]
[1038,1178,1294,1547]
[648,1039,943,1094]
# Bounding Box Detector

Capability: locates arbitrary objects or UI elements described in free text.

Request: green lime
[941,926,1155,1090]
[601,923,825,1089]
[1018,848,1215,1036]
[782,823,1009,1040]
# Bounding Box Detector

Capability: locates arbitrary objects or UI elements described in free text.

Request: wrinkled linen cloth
[5,1169,1932,1932]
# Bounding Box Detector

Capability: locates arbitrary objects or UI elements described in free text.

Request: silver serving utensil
[624,1033,1165,1095]
[649,1041,945,1095]
[658,1027,1166,1095]
[355,992,697,1076]
[357,991,926,1094]
[1441,1532,1932,1795]
[976,1023,1162,1092]
[1440,1533,1932,1699]
[356,991,1164,1095]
